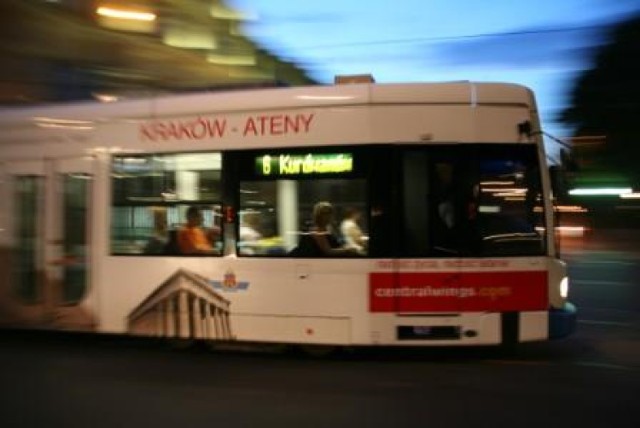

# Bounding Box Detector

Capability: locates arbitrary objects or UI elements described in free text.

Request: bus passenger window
[238,179,368,257]
[110,152,222,256]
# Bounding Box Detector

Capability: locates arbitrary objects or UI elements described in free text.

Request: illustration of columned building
[128,269,232,340]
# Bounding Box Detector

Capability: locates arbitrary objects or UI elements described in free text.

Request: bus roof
[0,81,535,128]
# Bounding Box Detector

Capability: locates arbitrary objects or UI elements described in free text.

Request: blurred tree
[560,14,640,186]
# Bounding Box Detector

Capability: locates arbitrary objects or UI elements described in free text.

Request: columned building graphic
[128,269,232,340]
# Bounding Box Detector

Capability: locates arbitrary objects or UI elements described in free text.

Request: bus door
[394,146,464,315]
[369,145,464,322]
[1,157,95,329]
[48,157,96,330]
[1,160,47,323]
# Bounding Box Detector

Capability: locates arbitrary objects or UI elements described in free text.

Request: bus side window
[110,152,223,256]
[238,179,368,257]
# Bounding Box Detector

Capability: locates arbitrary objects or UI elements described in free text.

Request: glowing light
[620,192,640,199]
[163,27,218,50]
[569,188,632,196]
[210,5,257,20]
[34,117,94,130]
[257,153,353,177]
[93,93,119,103]
[34,117,93,125]
[492,193,522,198]
[481,187,527,194]
[560,277,569,299]
[87,146,136,155]
[480,181,515,186]
[557,226,586,237]
[96,6,156,22]
[207,53,256,66]
[554,205,589,213]
[478,205,501,213]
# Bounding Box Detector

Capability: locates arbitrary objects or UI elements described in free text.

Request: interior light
[556,226,586,237]
[478,206,501,213]
[479,181,515,186]
[481,187,527,193]
[554,205,589,213]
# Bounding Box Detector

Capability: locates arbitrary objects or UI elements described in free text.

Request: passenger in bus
[432,163,458,254]
[293,202,359,257]
[435,163,455,229]
[432,163,481,255]
[177,206,219,254]
[340,207,367,254]
[238,211,263,255]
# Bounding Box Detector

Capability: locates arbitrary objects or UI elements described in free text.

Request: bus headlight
[560,277,569,299]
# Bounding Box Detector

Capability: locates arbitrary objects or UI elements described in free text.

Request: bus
[0,80,576,348]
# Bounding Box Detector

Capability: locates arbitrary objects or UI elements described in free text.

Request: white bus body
[0,82,576,346]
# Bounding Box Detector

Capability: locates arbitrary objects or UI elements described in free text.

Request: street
[561,228,640,370]
[0,229,638,428]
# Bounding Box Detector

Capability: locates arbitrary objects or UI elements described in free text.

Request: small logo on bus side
[210,271,249,292]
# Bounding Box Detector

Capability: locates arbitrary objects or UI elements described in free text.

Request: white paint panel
[232,314,351,345]
[519,311,549,342]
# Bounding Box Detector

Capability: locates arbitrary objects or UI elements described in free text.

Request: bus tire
[297,344,338,358]
[166,338,196,350]
[500,312,519,352]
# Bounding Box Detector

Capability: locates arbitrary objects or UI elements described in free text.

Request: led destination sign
[256,153,353,176]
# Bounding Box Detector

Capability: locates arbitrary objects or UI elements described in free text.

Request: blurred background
[0,0,638,230]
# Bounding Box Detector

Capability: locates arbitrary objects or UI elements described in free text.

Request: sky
[230,0,640,159]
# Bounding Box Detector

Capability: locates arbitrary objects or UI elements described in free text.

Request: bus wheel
[166,338,196,350]
[297,345,338,358]
[500,312,520,354]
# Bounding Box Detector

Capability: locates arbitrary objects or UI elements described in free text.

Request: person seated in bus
[340,207,367,254]
[177,206,219,255]
[238,211,263,255]
[432,164,481,255]
[293,202,359,257]
[431,163,459,254]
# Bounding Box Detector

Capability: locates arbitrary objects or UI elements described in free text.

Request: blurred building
[0,0,317,105]
[562,135,639,229]
[564,135,633,190]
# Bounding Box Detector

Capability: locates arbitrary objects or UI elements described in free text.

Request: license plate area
[397,325,461,340]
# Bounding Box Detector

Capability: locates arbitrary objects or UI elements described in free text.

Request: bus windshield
[400,144,546,257]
